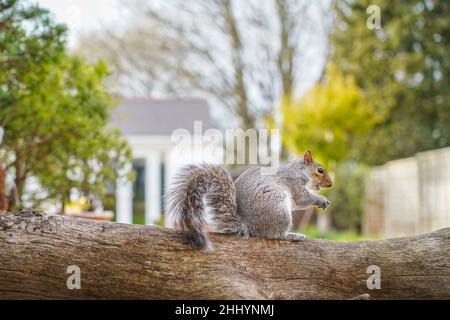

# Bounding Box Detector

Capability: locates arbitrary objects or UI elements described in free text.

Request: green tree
[332,0,450,165]
[0,0,131,211]
[281,63,379,170]
[281,64,377,231]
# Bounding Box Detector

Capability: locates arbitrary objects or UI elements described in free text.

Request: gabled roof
[110,98,216,136]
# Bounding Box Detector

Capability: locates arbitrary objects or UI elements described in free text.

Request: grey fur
[168,158,332,250]
[167,164,239,251]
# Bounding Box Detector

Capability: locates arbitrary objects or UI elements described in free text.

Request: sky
[34,0,126,47]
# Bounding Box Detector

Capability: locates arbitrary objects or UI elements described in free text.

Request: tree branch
[0,210,449,299]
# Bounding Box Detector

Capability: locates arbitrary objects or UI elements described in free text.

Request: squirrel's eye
[317,167,324,174]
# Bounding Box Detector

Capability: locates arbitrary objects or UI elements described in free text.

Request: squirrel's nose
[326,180,333,187]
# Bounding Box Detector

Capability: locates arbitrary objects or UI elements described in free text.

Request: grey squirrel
[167,151,333,250]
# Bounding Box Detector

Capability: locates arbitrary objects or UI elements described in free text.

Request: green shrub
[327,162,369,231]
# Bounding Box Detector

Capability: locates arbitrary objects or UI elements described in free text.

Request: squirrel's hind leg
[281,232,306,241]
[267,232,306,242]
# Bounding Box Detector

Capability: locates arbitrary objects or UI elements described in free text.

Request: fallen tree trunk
[0,210,449,299]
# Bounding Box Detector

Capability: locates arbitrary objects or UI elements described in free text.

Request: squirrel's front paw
[317,196,330,209]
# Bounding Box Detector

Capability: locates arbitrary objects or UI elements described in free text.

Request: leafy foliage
[332,0,450,164]
[281,64,379,170]
[0,0,131,210]
[280,64,378,230]
[326,162,368,231]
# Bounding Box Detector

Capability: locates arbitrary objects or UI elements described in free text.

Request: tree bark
[0,209,449,300]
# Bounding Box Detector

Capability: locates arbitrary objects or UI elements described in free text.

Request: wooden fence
[363,147,450,238]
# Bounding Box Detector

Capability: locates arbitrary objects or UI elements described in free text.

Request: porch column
[164,162,177,228]
[145,152,161,225]
[116,163,133,224]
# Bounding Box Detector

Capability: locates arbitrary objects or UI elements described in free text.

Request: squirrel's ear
[304,150,313,164]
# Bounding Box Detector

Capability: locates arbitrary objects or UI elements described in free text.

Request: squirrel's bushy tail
[167,164,239,250]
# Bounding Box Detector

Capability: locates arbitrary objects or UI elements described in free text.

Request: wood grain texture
[0,209,449,299]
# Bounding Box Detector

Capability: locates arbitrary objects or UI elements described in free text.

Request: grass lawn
[300,225,381,242]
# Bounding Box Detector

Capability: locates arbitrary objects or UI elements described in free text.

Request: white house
[110,98,222,227]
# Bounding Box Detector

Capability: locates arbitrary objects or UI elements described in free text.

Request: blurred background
[0,0,449,241]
